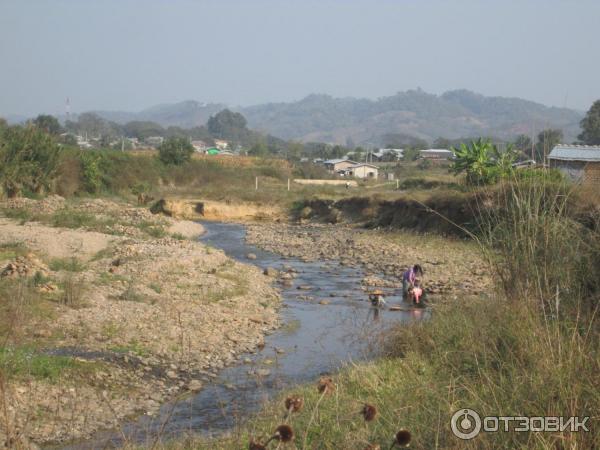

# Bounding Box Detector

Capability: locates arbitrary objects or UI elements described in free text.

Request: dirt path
[0,198,279,447]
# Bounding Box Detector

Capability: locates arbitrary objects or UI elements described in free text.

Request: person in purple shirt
[402,264,423,299]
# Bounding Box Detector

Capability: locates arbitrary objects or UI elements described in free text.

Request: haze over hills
[87,89,583,145]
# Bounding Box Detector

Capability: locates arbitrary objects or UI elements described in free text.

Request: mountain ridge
[89,89,583,144]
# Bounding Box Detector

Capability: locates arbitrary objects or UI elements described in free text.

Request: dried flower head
[273,424,294,443]
[285,396,304,413]
[361,403,378,422]
[317,376,336,394]
[394,429,411,447]
[248,439,266,450]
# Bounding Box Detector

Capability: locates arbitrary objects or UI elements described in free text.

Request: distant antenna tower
[65,97,71,121]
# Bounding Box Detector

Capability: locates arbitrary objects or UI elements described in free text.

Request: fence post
[396,179,399,190]
[255,177,258,190]
[287,178,290,191]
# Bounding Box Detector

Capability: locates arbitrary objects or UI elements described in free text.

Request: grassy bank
[142,177,599,450]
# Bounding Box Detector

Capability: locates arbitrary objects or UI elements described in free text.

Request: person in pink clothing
[402,264,423,302]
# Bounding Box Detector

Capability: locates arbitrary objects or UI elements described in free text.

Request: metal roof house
[548,145,600,185]
[345,163,379,179]
[420,149,454,160]
[323,159,358,172]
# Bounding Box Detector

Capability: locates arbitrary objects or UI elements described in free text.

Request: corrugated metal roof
[548,145,600,162]
[348,163,379,169]
[324,159,356,164]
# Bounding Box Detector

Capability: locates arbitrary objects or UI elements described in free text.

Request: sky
[1,0,599,118]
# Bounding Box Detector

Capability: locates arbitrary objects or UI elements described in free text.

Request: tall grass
[475,175,600,319]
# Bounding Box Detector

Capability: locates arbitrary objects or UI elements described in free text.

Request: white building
[345,163,379,179]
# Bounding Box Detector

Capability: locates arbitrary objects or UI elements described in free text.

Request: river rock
[263,267,278,277]
[246,253,257,260]
[187,379,203,391]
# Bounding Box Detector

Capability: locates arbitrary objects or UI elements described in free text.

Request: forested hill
[92,89,583,145]
[241,89,583,144]
[94,101,227,129]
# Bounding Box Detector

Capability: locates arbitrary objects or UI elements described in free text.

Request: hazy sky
[1,0,599,117]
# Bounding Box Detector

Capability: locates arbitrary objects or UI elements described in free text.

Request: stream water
[56,221,427,449]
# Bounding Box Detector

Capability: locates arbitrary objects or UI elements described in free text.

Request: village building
[145,136,164,147]
[345,163,379,179]
[191,140,207,152]
[420,149,454,160]
[548,144,600,186]
[323,159,358,172]
[214,139,229,150]
[373,148,404,161]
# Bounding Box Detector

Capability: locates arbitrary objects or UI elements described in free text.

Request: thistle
[284,395,304,418]
[317,376,335,394]
[361,403,378,422]
[389,429,411,448]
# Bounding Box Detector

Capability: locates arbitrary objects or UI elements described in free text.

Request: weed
[149,283,162,294]
[117,280,146,303]
[0,207,36,224]
[58,273,86,308]
[0,241,28,261]
[49,257,86,272]
[109,341,149,357]
[0,346,93,381]
[137,220,167,238]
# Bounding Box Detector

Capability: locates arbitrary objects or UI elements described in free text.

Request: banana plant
[451,138,495,185]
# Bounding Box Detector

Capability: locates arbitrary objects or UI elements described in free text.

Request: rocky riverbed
[246,223,491,298]
[0,198,280,448]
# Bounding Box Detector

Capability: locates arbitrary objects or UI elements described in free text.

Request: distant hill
[241,89,583,145]
[91,89,583,145]
[94,100,227,129]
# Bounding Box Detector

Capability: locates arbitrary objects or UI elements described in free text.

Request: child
[402,264,423,299]
[409,279,423,305]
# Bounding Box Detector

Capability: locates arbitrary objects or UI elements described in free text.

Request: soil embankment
[294,194,479,237]
[151,198,285,222]
[0,198,279,447]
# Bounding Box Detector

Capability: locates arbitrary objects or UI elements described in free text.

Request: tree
[0,125,60,197]
[286,141,303,161]
[433,137,452,149]
[403,147,421,161]
[32,114,61,135]
[248,139,269,157]
[207,109,248,140]
[123,121,165,140]
[158,137,194,165]
[578,100,600,145]
[535,129,562,163]
[513,134,532,153]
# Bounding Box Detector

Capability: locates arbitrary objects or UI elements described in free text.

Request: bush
[80,151,102,193]
[0,126,60,197]
[158,137,194,165]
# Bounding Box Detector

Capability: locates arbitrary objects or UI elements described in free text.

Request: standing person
[402,264,423,299]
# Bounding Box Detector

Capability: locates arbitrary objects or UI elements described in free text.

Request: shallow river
[57,221,427,449]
